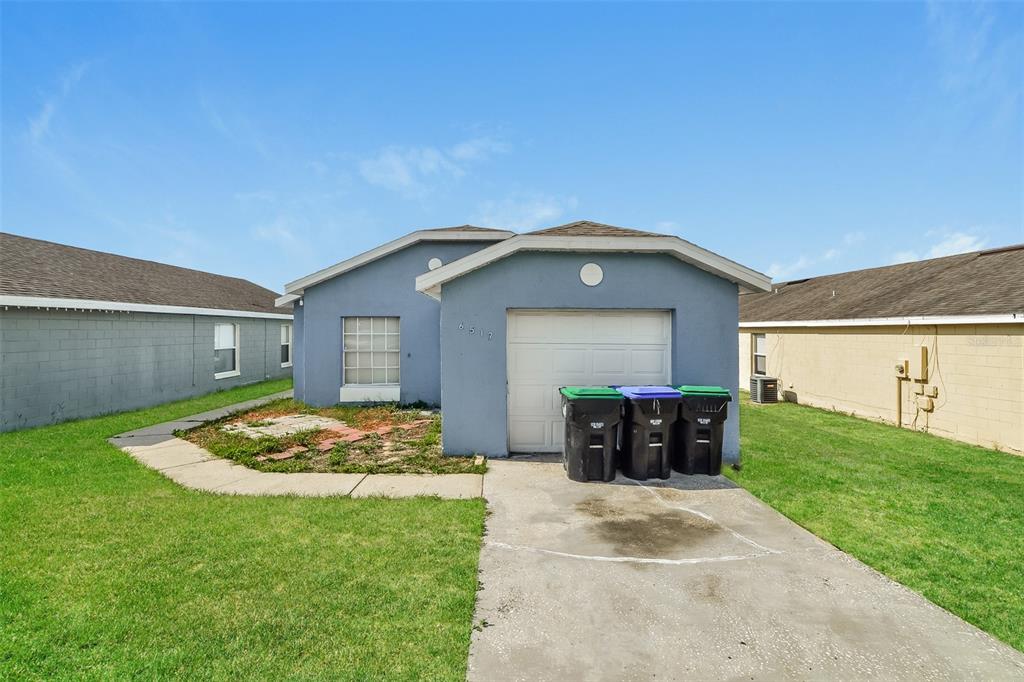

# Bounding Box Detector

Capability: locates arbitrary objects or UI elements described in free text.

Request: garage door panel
[508,310,671,453]
[591,315,632,343]
[551,348,589,374]
[510,348,550,375]
[509,384,551,412]
[592,349,627,374]
[512,419,549,450]
[630,314,670,343]
[630,348,668,375]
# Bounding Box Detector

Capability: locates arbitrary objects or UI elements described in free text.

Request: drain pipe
[895,376,902,428]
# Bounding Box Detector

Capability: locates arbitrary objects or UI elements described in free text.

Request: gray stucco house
[0,232,293,431]
[278,221,771,461]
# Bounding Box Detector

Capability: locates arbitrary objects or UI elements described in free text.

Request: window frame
[342,316,400,388]
[214,322,241,380]
[751,333,767,376]
[337,315,397,401]
[280,323,293,368]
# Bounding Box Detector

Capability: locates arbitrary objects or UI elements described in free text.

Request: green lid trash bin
[559,386,623,482]
[673,385,732,475]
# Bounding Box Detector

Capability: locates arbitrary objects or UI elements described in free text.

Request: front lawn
[180,398,485,475]
[728,394,1024,652]
[0,380,486,679]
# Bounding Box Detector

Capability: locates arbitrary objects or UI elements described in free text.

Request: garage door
[507,309,672,453]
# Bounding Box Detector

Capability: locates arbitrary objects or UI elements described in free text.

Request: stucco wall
[440,252,741,459]
[738,325,1024,454]
[294,240,498,406]
[0,308,292,431]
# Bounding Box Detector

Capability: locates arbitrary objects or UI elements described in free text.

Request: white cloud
[358,135,510,197]
[842,231,866,246]
[199,94,271,158]
[253,217,300,246]
[473,194,578,231]
[448,136,509,162]
[766,256,813,281]
[28,61,92,143]
[891,229,989,263]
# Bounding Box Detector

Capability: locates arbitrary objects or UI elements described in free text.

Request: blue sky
[2,2,1022,291]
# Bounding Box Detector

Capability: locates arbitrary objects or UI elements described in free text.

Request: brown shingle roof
[740,244,1024,322]
[0,232,283,315]
[423,225,510,233]
[527,220,667,238]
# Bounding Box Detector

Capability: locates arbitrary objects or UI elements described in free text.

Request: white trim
[214,369,241,380]
[414,235,772,299]
[0,295,292,320]
[739,313,1024,329]
[275,293,301,308]
[339,384,400,402]
[280,229,514,301]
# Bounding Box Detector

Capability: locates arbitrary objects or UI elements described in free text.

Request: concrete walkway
[108,391,482,499]
[469,457,1024,681]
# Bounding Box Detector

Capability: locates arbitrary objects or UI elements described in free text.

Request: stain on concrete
[575,496,722,558]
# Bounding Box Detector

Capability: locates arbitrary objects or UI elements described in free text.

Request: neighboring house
[0,233,293,431]
[278,221,771,459]
[739,244,1024,454]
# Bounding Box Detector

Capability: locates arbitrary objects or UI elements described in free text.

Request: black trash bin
[617,386,681,481]
[559,386,624,482]
[673,385,732,475]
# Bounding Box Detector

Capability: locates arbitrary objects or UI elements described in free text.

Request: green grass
[0,379,486,679]
[727,394,1024,652]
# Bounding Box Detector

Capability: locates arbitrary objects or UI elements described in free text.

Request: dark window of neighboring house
[752,333,767,375]
[215,323,239,378]
[280,324,292,366]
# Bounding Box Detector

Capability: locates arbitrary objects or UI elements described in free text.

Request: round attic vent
[428,257,443,271]
[580,262,604,286]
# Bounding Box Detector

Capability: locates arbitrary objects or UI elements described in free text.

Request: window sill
[215,370,241,380]
[339,384,400,403]
[281,362,293,368]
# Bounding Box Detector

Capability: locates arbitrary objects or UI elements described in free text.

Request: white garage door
[507,309,672,453]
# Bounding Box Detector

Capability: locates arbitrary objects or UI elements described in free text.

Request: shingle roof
[527,220,668,238]
[0,232,283,315]
[740,244,1024,322]
[423,225,510,233]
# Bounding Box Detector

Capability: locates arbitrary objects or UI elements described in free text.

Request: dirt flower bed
[179,398,485,475]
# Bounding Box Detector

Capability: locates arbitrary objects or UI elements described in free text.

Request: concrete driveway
[469,457,1024,681]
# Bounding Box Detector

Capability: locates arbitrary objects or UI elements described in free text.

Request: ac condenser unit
[750,375,779,404]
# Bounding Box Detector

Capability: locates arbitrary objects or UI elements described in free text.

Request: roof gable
[415,232,771,299]
[278,227,515,305]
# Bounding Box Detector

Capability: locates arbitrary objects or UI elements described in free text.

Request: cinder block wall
[738,324,1023,454]
[0,308,292,431]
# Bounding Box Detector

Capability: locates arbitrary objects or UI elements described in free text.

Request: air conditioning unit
[750,375,779,404]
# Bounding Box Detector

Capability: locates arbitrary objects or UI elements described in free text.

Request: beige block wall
[738,324,1024,454]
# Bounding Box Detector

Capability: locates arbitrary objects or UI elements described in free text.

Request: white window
[343,317,400,385]
[214,323,240,379]
[280,324,292,367]
[752,333,767,376]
